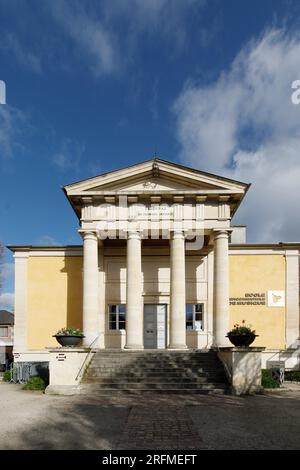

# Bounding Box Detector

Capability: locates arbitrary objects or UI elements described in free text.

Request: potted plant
[53,327,84,347]
[226,320,258,347]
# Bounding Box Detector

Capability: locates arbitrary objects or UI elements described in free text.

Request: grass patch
[3,370,11,382]
[261,369,280,389]
[22,376,45,391]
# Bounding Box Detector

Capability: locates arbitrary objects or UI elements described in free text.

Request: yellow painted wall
[27,256,83,349]
[229,254,286,349]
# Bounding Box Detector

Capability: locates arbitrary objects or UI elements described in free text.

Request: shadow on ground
[1,383,300,450]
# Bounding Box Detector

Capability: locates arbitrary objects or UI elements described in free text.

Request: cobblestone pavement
[1,383,300,449]
[117,405,202,450]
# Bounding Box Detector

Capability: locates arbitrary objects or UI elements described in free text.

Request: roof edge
[230,243,300,249]
[63,157,251,190]
[7,245,83,252]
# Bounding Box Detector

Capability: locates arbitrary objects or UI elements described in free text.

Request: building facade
[9,159,300,368]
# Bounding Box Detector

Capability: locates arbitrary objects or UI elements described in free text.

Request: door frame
[143,303,167,349]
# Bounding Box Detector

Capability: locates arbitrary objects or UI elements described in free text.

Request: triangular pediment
[91,175,221,192]
[64,158,249,195]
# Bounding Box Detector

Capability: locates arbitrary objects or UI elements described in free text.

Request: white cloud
[0,263,14,284]
[52,138,85,172]
[104,0,203,52]
[173,28,300,242]
[0,106,28,159]
[0,32,42,74]
[49,1,119,77]
[34,236,61,246]
[0,293,14,312]
[0,1,209,78]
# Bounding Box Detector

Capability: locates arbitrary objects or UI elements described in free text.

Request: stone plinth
[45,348,95,395]
[218,347,265,395]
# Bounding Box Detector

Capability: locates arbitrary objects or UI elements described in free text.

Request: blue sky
[1,0,300,310]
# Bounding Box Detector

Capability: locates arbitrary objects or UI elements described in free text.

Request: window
[0,326,8,337]
[186,304,204,331]
[108,305,126,330]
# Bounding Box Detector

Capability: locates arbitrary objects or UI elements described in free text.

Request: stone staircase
[80,350,229,395]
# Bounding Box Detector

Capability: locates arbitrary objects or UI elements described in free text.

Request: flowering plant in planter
[227,320,256,336]
[53,327,84,347]
[54,327,84,337]
[226,320,258,347]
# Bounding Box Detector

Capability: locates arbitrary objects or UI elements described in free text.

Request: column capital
[127,230,141,240]
[79,230,98,241]
[213,228,232,240]
[171,230,185,240]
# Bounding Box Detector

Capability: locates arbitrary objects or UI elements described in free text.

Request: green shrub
[23,376,45,391]
[3,370,11,382]
[284,371,300,382]
[261,369,280,389]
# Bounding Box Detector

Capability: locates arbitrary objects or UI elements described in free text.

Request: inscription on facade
[230,293,266,306]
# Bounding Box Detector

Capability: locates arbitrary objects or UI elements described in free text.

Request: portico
[9,157,300,375]
[65,158,248,350]
[80,227,232,350]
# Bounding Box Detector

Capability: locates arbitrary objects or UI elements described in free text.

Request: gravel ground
[0,383,129,450]
[1,382,300,450]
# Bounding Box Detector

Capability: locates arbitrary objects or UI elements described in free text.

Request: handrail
[75,334,100,382]
[206,330,232,382]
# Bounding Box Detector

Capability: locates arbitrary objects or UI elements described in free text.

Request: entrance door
[144,304,167,349]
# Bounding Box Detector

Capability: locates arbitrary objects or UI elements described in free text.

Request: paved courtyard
[1,382,300,450]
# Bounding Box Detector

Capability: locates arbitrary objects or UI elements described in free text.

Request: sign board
[230,293,265,305]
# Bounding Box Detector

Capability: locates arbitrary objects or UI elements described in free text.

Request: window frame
[185,303,205,331]
[0,326,9,338]
[108,304,126,331]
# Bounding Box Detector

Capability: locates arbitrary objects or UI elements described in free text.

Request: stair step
[88,368,225,375]
[83,376,226,384]
[79,385,229,395]
[83,350,229,394]
[81,382,228,389]
[86,372,226,378]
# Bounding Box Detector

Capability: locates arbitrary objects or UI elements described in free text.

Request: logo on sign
[267,290,285,307]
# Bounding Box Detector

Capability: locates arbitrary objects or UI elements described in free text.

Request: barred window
[108,305,126,330]
[186,304,204,331]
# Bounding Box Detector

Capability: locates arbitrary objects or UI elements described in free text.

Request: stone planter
[227,333,258,347]
[53,335,84,348]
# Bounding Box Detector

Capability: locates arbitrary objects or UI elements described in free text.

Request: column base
[168,344,188,350]
[124,345,144,350]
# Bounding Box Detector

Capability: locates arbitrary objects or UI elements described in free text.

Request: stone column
[169,230,187,349]
[213,229,230,347]
[125,231,143,349]
[82,231,99,346]
[13,252,29,352]
[97,242,105,349]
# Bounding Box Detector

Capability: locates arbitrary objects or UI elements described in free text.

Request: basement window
[186,304,204,331]
[108,304,126,330]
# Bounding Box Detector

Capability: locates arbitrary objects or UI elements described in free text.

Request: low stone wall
[218,347,265,395]
[261,349,300,370]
